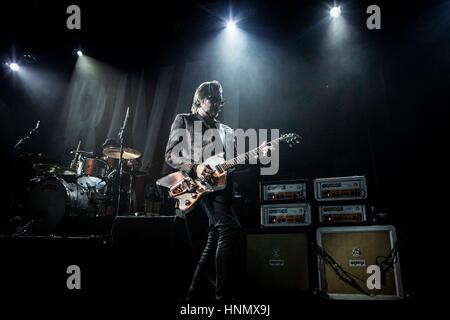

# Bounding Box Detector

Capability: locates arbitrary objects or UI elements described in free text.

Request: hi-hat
[32,163,59,174]
[103,147,142,160]
[33,163,77,176]
[70,150,94,155]
[57,167,77,176]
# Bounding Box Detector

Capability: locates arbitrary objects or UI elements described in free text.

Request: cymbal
[70,150,94,155]
[57,167,77,176]
[33,163,59,173]
[103,147,142,160]
[32,163,77,176]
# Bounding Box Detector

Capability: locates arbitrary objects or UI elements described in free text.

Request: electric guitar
[156,133,301,215]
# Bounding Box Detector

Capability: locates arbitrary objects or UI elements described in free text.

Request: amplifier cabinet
[316,225,403,300]
[246,233,310,293]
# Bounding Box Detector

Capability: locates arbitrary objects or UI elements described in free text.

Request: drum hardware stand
[13,120,40,150]
[14,219,35,236]
[116,106,130,216]
[69,140,82,170]
[128,166,134,215]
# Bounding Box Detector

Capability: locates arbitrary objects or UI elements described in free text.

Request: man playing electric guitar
[161,81,300,302]
[163,81,242,302]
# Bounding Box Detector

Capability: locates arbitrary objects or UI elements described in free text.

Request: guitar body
[157,133,301,216]
[202,153,228,191]
[156,154,228,215]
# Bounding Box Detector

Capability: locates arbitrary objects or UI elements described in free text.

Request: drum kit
[23,145,144,235]
[9,109,145,236]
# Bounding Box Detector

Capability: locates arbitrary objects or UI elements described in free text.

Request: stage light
[23,53,37,64]
[9,62,20,71]
[77,50,83,57]
[226,20,236,31]
[330,6,341,18]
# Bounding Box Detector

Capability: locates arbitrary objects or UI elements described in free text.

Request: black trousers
[187,191,242,301]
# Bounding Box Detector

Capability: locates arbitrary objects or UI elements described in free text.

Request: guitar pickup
[215,165,225,174]
[169,178,195,197]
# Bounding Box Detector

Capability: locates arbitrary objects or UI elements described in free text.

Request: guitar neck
[218,137,282,172]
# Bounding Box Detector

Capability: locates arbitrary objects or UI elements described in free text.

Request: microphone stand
[10,120,40,232]
[13,120,40,150]
[116,107,130,216]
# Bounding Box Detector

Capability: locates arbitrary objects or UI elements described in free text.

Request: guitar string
[219,136,285,171]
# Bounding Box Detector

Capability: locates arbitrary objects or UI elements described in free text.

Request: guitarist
[165,81,242,302]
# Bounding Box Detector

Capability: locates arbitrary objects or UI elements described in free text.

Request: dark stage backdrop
[1,0,448,304]
[57,57,242,178]
[0,2,445,251]
[49,37,430,224]
[0,27,438,224]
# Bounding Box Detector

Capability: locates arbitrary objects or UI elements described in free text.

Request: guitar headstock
[280,133,302,148]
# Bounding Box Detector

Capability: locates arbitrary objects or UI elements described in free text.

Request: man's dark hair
[191,80,224,114]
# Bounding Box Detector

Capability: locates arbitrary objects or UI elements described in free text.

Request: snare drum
[77,157,108,187]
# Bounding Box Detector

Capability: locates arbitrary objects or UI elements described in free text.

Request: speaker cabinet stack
[246,176,404,300]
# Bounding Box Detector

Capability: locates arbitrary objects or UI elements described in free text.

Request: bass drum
[24,177,95,235]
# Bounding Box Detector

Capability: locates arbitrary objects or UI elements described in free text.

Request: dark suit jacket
[165,113,235,175]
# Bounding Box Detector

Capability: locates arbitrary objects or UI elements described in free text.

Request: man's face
[200,95,222,118]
